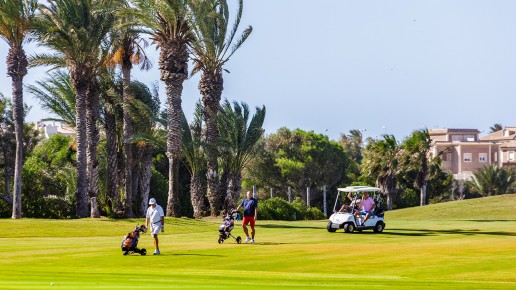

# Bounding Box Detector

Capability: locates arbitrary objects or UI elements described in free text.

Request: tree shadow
[258,224,321,230]
[466,220,516,223]
[383,228,516,237]
[256,224,326,230]
[253,242,290,246]
[171,253,225,257]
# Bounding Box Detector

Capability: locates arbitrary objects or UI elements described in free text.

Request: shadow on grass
[171,253,225,257]
[466,219,516,223]
[258,224,321,230]
[382,228,516,237]
[254,242,290,245]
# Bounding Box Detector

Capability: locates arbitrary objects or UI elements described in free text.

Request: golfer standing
[236,191,258,243]
[146,198,164,255]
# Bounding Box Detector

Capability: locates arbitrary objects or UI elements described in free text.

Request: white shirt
[146,205,164,223]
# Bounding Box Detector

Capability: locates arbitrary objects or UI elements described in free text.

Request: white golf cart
[327,186,385,233]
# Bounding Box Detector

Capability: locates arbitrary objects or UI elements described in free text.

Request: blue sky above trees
[1,0,515,140]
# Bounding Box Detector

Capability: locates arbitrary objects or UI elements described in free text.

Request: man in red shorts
[236,191,258,243]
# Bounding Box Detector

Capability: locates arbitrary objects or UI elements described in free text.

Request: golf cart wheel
[327,221,337,232]
[344,223,355,233]
[141,248,147,255]
[373,222,385,233]
[236,236,242,244]
[218,237,224,244]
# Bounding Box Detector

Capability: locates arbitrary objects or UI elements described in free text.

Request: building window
[465,135,475,141]
[509,152,515,161]
[452,135,462,142]
[464,153,472,162]
[479,153,487,162]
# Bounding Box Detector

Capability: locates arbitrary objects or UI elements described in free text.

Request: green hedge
[258,197,325,221]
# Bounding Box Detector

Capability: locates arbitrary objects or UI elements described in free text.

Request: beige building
[429,127,516,180]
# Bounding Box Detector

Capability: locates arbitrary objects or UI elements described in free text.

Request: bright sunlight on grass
[1,196,515,289]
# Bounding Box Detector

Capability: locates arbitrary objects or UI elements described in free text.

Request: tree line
[0,0,256,218]
[244,128,516,212]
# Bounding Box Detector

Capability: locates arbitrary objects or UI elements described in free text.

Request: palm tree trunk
[166,157,180,216]
[139,143,152,217]
[219,169,228,210]
[105,109,119,213]
[226,171,242,211]
[131,153,140,215]
[420,183,427,206]
[200,71,223,216]
[71,70,89,218]
[7,46,28,219]
[160,41,188,217]
[116,133,125,215]
[86,80,100,218]
[386,192,393,211]
[190,172,205,219]
[122,61,134,218]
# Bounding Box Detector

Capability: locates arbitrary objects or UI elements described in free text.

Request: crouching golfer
[236,191,258,243]
[146,198,164,255]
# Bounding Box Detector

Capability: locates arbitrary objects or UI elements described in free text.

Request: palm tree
[132,0,194,217]
[189,0,252,215]
[32,0,116,217]
[0,0,38,219]
[218,99,265,210]
[495,166,515,195]
[106,2,152,217]
[97,68,123,215]
[470,165,515,196]
[361,135,400,210]
[400,129,432,206]
[126,81,160,217]
[182,102,207,218]
[339,129,364,163]
[489,123,503,133]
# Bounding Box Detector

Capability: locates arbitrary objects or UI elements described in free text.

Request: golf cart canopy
[337,186,381,193]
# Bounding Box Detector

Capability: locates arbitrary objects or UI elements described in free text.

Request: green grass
[1,196,515,289]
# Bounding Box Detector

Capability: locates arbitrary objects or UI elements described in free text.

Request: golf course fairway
[1,194,515,289]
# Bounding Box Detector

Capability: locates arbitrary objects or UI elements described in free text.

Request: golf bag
[218,210,242,244]
[373,194,384,217]
[121,224,147,255]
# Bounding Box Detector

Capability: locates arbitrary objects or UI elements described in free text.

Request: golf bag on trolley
[218,210,242,244]
[121,224,147,255]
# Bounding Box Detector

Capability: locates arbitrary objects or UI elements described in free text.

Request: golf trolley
[327,186,386,233]
[218,210,242,244]
[121,224,147,255]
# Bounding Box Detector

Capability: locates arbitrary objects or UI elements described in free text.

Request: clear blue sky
[1,0,516,141]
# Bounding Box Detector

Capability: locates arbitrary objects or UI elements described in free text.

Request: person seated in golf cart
[354,191,376,226]
[338,192,362,213]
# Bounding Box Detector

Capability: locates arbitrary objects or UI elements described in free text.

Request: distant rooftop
[479,127,516,141]
[429,128,480,134]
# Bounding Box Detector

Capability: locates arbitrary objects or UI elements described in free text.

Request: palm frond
[28,52,66,69]
[27,70,76,127]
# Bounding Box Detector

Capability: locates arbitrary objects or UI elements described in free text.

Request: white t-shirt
[146,205,164,223]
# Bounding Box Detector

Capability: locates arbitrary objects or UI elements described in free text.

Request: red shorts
[242,216,255,228]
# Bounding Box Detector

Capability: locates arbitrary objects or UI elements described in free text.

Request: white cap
[149,198,156,205]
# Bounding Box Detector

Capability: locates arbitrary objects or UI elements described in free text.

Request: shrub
[258,197,326,221]
[259,197,295,220]
[306,207,326,220]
